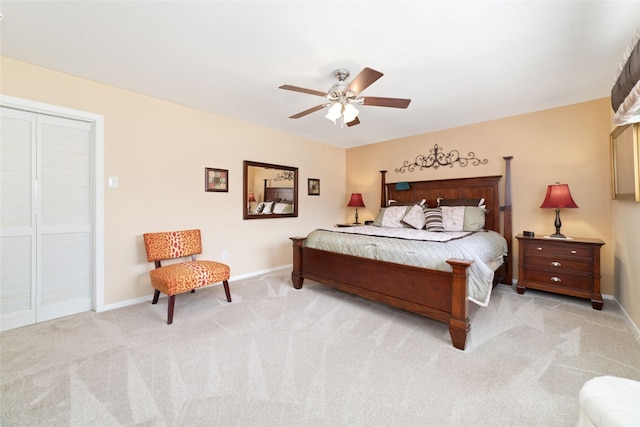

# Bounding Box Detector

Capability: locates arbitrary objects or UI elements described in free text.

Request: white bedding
[304,226,508,306]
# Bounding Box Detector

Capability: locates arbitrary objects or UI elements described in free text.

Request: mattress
[303,226,508,306]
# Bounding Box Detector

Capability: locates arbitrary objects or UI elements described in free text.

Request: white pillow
[273,202,292,214]
[402,204,427,230]
[253,202,266,214]
[441,206,465,232]
[262,201,274,214]
[381,206,409,228]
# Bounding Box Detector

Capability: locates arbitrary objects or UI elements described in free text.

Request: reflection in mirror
[243,160,298,219]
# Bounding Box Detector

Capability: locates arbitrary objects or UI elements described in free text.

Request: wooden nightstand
[516,234,605,310]
[336,223,362,228]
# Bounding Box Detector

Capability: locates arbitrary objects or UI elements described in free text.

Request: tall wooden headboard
[383,175,502,233]
[380,156,514,284]
[264,186,294,203]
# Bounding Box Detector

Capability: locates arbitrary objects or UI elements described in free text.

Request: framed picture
[610,124,640,201]
[308,178,320,196]
[205,167,229,192]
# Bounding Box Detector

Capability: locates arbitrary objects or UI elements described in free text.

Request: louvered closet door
[0,108,37,330]
[37,114,93,323]
[0,107,94,330]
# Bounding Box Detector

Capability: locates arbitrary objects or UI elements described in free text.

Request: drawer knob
[551,261,561,267]
[536,247,543,251]
[570,250,577,254]
[551,276,561,282]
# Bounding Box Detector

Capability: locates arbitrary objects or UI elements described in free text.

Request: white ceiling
[1,1,639,148]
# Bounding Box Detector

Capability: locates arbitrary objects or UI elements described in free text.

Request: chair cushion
[578,376,640,427]
[149,260,230,296]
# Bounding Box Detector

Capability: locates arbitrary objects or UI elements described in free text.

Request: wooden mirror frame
[610,123,640,202]
[243,160,298,219]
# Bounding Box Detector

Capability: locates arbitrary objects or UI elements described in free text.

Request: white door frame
[1,95,105,312]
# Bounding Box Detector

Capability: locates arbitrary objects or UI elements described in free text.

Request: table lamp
[540,182,578,238]
[347,193,365,224]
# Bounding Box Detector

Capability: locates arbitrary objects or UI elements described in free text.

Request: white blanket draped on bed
[304,226,508,306]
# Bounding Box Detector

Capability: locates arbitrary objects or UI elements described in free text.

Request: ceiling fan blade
[279,85,327,98]
[289,104,326,119]
[362,97,411,109]
[346,117,360,127]
[348,67,384,95]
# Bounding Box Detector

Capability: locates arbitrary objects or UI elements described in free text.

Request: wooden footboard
[290,237,472,350]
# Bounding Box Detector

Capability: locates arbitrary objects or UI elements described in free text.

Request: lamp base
[547,232,568,239]
[548,209,568,239]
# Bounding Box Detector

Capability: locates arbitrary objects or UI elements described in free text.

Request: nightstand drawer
[522,269,591,291]
[522,241,592,258]
[524,256,592,273]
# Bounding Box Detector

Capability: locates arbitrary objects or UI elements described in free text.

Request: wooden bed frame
[290,157,513,350]
[264,186,294,203]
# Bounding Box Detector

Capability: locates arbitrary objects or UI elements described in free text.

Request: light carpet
[1,272,639,426]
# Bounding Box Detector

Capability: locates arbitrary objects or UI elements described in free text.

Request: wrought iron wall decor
[273,170,295,181]
[395,144,488,173]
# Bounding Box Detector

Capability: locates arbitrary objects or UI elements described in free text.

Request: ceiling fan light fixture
[343,103,359,123]
[325,102,342,124]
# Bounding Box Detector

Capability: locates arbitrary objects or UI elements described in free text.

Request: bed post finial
[380,170,387,208]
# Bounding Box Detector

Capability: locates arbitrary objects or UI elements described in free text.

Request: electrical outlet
[221,251,228,261]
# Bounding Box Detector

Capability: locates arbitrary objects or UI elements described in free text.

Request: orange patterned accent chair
[143,229,231,324]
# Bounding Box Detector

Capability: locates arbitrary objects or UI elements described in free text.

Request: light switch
[108,176,118,188]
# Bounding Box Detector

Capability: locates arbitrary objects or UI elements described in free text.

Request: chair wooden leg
[167,295,175,325]
[223,280,232,302]
[152,289,160,304]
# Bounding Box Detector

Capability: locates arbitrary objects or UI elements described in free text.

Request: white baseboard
[96,264,292,313]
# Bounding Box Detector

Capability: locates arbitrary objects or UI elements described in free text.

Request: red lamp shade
[347,193,365,224]
[540,183,578,209]
[540,183,578,238]
[248,192,256,203]
[347,193,365,208]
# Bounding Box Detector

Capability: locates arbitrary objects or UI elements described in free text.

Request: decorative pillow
[273,202,293,214]
[373,208,386,226]
[441,206,486,231]
[254,202,265,214]
[462,206,486,231]
[441,206,465,231]
[424,208,444,232]
[262,201,274,214]
[401,204,427,230]
[438,197,485,208]
[373,206,411,228]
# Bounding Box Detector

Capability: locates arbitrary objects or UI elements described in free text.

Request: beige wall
[612,174,640,330]
[346,100,615,295]
[1,57,346,306]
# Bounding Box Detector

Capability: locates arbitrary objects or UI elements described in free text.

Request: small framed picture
[308,178,320,196]
[205,168,228,192]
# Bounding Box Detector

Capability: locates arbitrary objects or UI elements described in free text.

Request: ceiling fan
[279,67,411,127]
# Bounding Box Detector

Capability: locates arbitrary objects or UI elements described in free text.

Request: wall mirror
[243,160,298,219]
[610,123,640,201]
